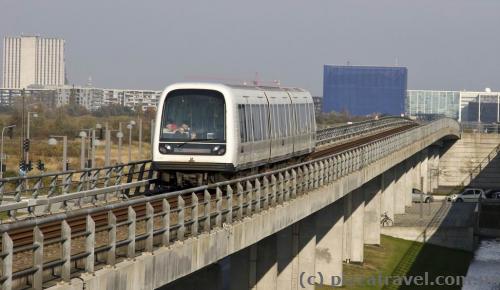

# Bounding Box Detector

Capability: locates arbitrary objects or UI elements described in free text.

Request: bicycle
[380,211,393,227]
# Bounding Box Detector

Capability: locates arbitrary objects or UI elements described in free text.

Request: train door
[238,97,254,167]
[282,97,294,156]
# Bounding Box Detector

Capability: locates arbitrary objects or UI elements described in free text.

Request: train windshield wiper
[176,139,217,148]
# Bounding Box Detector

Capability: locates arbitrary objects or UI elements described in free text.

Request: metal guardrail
[0,117,413,210]
[460,122,500,134]
[0,118,459,290]
[0,160,154,218]
[446,136,500,196]
[315,117,416,146]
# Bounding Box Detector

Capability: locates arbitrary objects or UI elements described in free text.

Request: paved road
[394,201,476,228]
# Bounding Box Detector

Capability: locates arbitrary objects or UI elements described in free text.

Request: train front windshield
[160,89,226,142]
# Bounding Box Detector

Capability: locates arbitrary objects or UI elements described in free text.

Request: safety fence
[0,160,154,218]
[315,117,416,146]
[0,117,414,211]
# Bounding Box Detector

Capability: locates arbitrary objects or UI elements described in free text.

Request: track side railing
[0,117,414,211]
[315,116,416,146]
[0,118,459,290]
[0,160,155,219]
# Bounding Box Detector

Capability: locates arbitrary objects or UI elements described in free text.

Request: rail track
[4,122,417,250]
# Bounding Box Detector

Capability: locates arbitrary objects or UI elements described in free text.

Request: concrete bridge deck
[0,118,461,290]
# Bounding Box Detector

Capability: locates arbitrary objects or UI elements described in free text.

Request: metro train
[152,82,316,186]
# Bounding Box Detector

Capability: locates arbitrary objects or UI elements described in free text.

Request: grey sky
[1,0,500,95]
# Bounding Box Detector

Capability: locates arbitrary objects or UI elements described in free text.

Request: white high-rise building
[2,35,65,88]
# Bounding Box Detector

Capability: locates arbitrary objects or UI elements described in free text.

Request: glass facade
[322,65,407,116]
[406,90,460,120]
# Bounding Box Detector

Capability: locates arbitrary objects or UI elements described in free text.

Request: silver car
[412,188,434,203]
[447,188,485,202]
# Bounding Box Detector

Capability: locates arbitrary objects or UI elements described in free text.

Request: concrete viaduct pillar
[429,146,440,193]
[343,189,365,263]
[420,148,430,193]
[404,158,414,207]
[315,199,344,285]
[229,237,279,290]
[276,225,298,290]
[363,176,381,245]
[381,168,395,221]
[393,162,406,215]
[298,215,317,290]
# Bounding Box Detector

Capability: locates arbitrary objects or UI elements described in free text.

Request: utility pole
[91,129,96,168]
[138,118,142,160]
[79,131,87,170]
[105,122,111,166]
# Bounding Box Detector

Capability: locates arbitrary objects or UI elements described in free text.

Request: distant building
[323,65,407,116]
[0,86,161,111]
[406,90,460,120]
[312,96,322,115]
[406,89,500,122]
[2,35,66,88]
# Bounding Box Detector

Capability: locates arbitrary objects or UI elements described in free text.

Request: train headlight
[212,145,225,155]
[159,144,172,154]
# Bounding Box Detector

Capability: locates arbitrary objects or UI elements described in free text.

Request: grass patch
[317,235,473,290]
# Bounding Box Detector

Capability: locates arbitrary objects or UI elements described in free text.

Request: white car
[447,188,485,202]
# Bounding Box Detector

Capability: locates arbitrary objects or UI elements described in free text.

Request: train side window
[310,103,316,129]
[245,104,253,142]
[273,104,279,138]
[304,104,309,132]
[261,104,268,140]
[238,104,247,142]
[269,104,274,140]
[292,104,298,135]
[285,104,290,137]
[297,104,302,134]
[279,104,285,138]
[252,104,262,141]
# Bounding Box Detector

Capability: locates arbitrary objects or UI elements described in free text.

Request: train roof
[225,83,307,92]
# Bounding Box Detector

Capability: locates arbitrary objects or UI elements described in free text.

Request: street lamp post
[1,125,16,178]
[105,122,111,166]
[127,123,134,163]
[138,118,142,159]
[79,131,87,170]
[26,111,38,164]
[116,131,124,164]
[48,135,68,171]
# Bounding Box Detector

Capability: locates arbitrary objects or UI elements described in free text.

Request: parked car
[447,188,485,202]
[412,188,434,203]
[485,189,500,199]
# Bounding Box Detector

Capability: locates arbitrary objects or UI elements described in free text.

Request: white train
[152,83,316,186]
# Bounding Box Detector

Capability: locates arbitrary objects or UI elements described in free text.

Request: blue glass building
[322,65,408,116]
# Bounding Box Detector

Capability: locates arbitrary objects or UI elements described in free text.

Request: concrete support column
[298,215,316,290]
[343,189,365,263]
[393,163,406,215]
[255,236,278,290]
[420,148,429,193]
[277,225,299,290]
[404,159,413,207]
[364,176,381,245]
[342,194,352,262]
[429,146,440,193]
[351,189,365,263]
[315,200,344,286]
[381,168,395,221]
[229,247,251,290]
[229,237,278,290]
